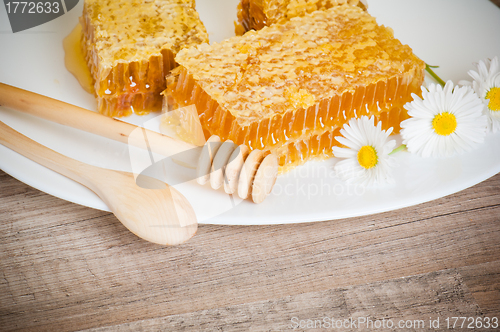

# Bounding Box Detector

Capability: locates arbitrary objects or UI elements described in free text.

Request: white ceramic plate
[1,0,499,225]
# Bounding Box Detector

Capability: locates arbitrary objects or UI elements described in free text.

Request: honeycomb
[274,105,409,172]
[170,5,425,172]
[236,0,365,34]
[97,90,164,117]
[80,0,208,117]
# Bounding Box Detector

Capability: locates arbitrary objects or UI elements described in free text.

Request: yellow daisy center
[486,86,500,112]
[432,112,457,136]
[357,145,378,169]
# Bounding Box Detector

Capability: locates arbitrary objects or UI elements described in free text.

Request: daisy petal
[401,81,487,158]
[333,116,396,186]
[463,56,500,132]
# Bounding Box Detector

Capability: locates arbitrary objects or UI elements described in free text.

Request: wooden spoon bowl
[0,120,197,245]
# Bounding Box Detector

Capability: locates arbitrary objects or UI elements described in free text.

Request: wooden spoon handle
[0,120,94,189]
[0,83,196,158]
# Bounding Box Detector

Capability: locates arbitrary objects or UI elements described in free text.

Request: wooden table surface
[2,2,500,332]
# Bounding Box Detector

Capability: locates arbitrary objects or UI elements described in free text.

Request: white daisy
[400,81,487,158]
[332,116,396,186]
[459,56,500,132]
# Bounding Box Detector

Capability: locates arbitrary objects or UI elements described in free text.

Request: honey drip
[63,23,94,94]
[62,23,162,117]
[160,105,206,146]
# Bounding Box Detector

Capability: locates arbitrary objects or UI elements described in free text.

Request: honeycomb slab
[236,0,365,34]
[81,0,209,117]
[169,5,425,172]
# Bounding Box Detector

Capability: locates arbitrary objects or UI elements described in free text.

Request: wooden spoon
[0,83,279,203]
[0,120,198,245]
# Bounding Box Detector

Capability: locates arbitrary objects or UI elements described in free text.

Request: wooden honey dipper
[0,83,278,203]
[196,135,277,203]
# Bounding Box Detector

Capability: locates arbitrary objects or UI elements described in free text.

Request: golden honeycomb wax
[169,5,425,172]
[80,0,208,117]
[236,0,365,34]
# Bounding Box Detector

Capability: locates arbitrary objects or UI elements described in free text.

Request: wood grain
[1,170,499,331]
[2,2,500,330]
[85,268,483,331]
[459,261,500,316]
